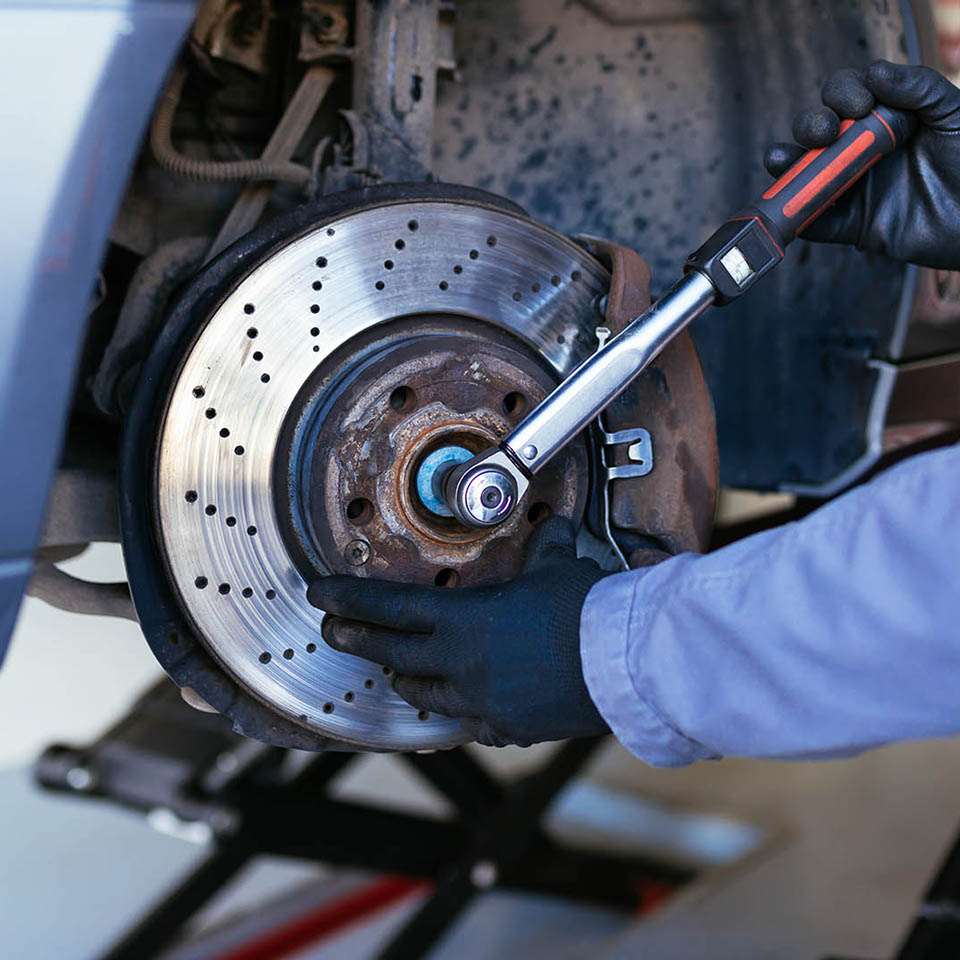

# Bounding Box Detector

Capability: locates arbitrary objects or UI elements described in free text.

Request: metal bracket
[593,326,654,570]
[600,426,653,480]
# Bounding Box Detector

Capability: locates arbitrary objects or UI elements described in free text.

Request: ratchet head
[444,447,529,528]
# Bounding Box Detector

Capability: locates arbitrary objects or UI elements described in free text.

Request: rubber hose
[150,66,311,187]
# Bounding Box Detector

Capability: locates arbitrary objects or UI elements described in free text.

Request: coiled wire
[150,66,311,188]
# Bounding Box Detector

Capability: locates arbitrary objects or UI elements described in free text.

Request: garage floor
[3,732,960,959]
[590,738,960,959]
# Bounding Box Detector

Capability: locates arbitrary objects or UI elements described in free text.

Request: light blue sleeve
[579,442,960,767]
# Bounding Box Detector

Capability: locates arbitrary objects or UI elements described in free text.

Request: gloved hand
[764,60,960,270]
[307,516,610,747]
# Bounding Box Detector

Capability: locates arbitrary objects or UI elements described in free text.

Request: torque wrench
[445,104,918,529]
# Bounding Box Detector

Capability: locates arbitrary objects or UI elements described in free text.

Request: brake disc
[137,189,610,752]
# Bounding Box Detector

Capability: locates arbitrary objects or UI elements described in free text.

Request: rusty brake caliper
[583,239,718,569]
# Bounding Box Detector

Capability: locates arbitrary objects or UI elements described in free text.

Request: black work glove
[764,60,960,270]
[307,516,610,747]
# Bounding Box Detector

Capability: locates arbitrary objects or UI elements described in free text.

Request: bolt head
[345,539,371,565]
[521,444,538,461]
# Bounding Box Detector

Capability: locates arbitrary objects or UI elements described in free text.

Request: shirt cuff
[580,568,716,768]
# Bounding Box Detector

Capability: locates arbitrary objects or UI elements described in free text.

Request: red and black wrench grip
[686,104,917,304]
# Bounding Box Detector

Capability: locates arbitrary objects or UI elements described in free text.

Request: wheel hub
[279,322,588,589]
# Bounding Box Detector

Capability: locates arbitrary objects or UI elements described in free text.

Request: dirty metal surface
[282,320,589,588]
[434,0,921,491]
[153,196,609,751]
[351,0,442,180]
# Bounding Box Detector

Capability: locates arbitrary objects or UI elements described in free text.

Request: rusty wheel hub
[278,319,589,588]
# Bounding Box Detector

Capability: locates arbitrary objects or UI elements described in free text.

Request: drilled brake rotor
[154,198,608,751]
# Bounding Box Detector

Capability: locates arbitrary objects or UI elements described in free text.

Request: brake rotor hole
[527,502,552,525]
[244,303,255,315]
[242,587,253,598]
[395,239,405,250]
[344,691,355,702]
[218,583,230,595]
[502,392,527,417]
[259,651,271,664]
[323,702,335,714]
[469,249,479,259]
[205,408,216,419]
[195,576,207,589]
[487,235,497,247]
[205,504,217,516]
[306,642,316,653]
[434,568,460,588]
[219,427,230,438]
[316,256,327,268]
[246,327,258,338]
[185,490,197,503]
[265,589,276,600]
[346,497,374,525]
[389,385,416,411]
[283,648,294,659]
[364,678,375,688]
[408,219,419,231]
[384,259,394,270]
[192,386,205,398]
[310,305,319,314]
[310,327,320,336]
[253,351,263,361]
[418,710,429,721]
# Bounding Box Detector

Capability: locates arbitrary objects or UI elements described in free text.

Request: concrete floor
[591,739,960,959]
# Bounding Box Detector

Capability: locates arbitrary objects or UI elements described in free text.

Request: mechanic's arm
[583,441,960,765]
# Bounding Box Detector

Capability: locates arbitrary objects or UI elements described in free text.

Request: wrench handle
[686,105,918,304]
